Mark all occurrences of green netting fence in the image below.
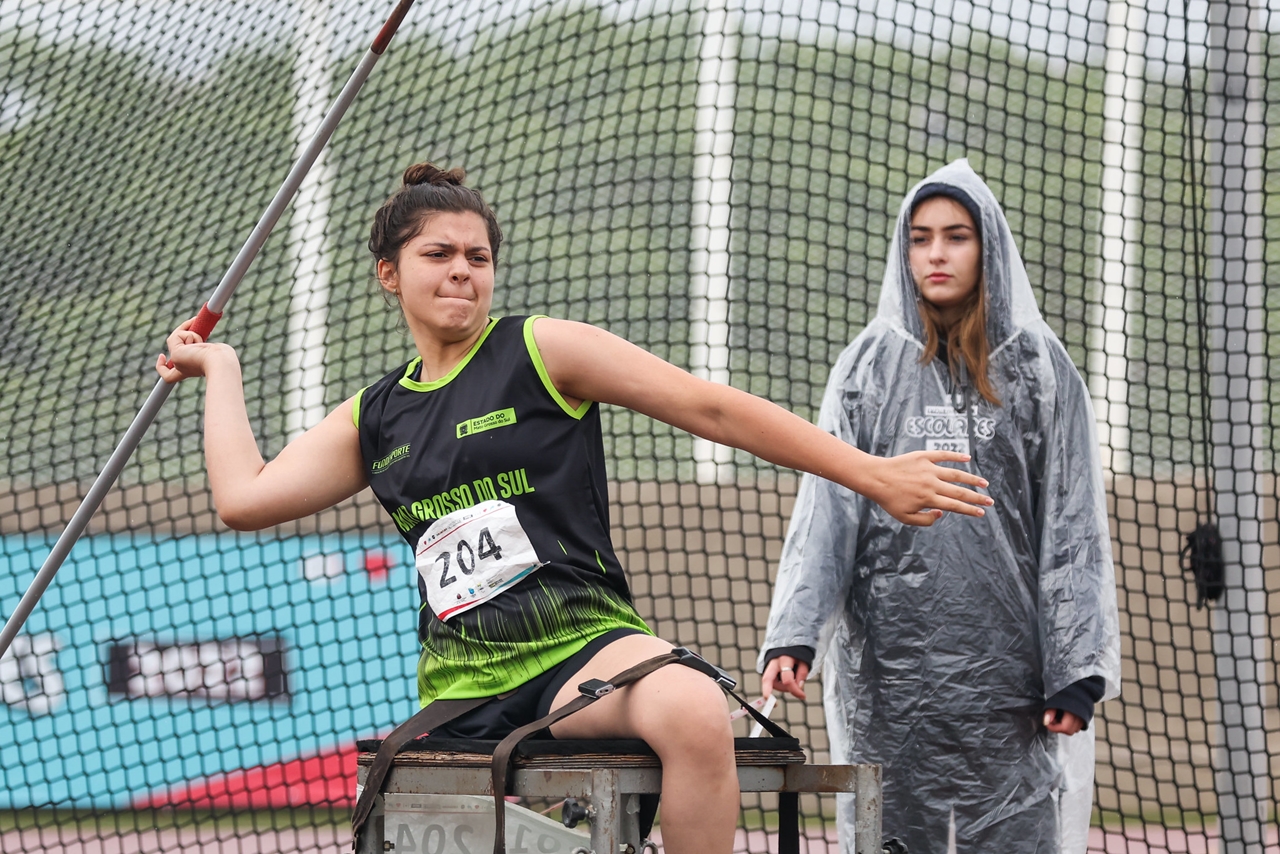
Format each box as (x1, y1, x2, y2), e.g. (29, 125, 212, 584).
(1, 1, 1277, 851)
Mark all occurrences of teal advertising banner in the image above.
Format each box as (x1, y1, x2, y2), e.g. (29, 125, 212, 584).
(0, 533, 419, 808)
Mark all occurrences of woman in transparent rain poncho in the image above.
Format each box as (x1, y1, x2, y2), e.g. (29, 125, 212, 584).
(758, 160, 1120, 854)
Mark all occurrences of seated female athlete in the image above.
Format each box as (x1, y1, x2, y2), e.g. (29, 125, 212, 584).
(157, 161, 992, 854)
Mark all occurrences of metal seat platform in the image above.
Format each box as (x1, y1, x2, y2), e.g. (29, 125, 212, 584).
(354, 736, 881, 853)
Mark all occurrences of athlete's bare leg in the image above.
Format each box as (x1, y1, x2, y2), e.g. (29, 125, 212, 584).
(548, 634, 738, 854)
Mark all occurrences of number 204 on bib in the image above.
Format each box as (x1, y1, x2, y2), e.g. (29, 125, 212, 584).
(415, 500, 544, 621)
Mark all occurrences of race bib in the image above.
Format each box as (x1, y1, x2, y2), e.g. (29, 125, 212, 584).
(415, 500, 543, 621)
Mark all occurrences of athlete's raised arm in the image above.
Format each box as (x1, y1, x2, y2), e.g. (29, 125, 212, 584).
(531, 317, 992, 526)
(156, 319, 368, 530)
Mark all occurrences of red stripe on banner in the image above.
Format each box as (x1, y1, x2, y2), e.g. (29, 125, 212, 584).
(131, 743, 359, 809)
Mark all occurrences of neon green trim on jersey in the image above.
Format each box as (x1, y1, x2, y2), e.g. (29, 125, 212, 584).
(352, 387, 366, 429)
(398, 317, 499, 392)
(595, 550, 607, 575)
(523, 316, 592, 419)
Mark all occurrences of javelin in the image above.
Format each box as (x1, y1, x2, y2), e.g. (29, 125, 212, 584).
(0, 0, 418, 659)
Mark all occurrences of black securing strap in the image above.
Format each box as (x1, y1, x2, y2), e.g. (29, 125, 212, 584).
(489, 651, 681, 854)
(723, 683, 790, 739)
(350, 648, 793, 854)
(487, 648, 793, 854)
(350, 694, 499, 850)
(672, 647, 788, 737)
(673, 645, 737, 688)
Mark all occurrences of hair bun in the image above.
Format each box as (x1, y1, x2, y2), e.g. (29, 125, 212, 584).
(402, 162, 466, 188)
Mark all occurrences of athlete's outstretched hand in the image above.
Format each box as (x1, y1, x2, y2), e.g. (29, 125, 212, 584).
(866, 450, 992, 526)
(156, 318, 236, 384)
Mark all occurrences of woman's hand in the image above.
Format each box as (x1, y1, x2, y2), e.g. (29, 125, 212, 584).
(1043, 708, 1085, 735)
(866, 450, 992, 526)
(761, 655, 810, 701)
(155, 318, 235, 383)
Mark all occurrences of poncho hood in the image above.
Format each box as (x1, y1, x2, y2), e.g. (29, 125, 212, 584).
(878, 159, 1043, 354)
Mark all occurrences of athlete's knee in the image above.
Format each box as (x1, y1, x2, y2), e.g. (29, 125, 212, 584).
(636, 668, 733, 760)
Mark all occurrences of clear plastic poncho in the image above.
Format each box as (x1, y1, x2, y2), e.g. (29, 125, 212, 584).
(759, 160, 1120, 854)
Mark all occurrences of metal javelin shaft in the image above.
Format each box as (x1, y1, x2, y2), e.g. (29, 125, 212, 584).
(0, 0, 418, 660)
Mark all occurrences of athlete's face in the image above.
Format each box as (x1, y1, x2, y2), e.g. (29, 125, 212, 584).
(378, 211, 495, 344)
(908, 196, 981, 327)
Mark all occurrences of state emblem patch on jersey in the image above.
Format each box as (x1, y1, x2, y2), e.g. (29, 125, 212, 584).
(456, 408, 518, 438)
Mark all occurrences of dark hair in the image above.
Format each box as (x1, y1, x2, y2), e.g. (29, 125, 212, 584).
(368, 162, 503, 268)
(909, 186, 1001, 406)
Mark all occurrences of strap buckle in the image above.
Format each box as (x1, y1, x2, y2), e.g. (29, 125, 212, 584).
(578, 678, 615, 699)
(672, 647, 737, 690)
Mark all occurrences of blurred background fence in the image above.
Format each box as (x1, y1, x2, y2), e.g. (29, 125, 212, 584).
(1, 0, 1278, 851)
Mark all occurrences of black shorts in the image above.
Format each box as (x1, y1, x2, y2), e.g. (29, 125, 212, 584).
(426, 627, 648, 741)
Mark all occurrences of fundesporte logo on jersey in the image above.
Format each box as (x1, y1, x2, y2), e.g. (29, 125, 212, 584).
(903, 405, 995, 455)
(371, 443, 411, 475)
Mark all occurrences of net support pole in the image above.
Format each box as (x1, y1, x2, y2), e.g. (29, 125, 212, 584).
(1206, 2, 1270, 850)
(688, 0, 739, 486)
(1087, 0, 1145, 475)
(0, 0, 418, 661)
(286, 0, 337, 440)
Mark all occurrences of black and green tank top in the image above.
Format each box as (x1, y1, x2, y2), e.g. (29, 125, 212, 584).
(353, 315, 651, 705)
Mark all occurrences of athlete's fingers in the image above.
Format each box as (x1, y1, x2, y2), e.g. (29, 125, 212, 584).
(166, 333, 198, 353)
(932, 465, 989, 489)
(899, 509, 942, 527)
(166, 329, 203, 349)
(918, 451, 990, 492)
(926, 496, 987, 518)
(162, 337, 188, 371)
(155, 353, 185, 384)
(920, 449, 972, 465)
(934, 481, 993, 509)
(165, 318, 204, 350)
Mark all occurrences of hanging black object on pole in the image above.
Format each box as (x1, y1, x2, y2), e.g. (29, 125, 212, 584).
(1175, 6, 1222, 617)
(0, 0, 419, 660)
(1180, 522, 1225, 610)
